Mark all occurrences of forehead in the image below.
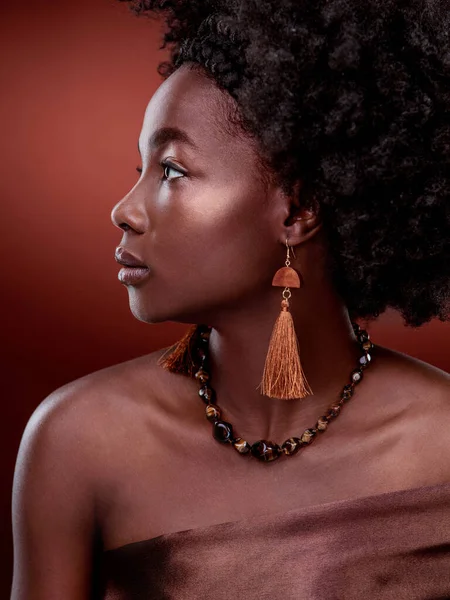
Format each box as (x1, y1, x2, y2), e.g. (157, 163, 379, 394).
(139, 64, 245, 155)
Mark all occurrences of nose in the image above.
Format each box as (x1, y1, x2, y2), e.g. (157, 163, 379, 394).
(111, 187, 148, 234)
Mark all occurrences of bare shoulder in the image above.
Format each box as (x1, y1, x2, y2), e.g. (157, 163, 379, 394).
(12, 348, 192, 598)
(367, 344, 450, 482)
(23, 348, 191, 445)
(371, 344, 449, 402)
(22, 348, 198, 486)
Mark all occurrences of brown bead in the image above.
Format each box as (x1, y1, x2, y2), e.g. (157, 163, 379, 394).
(342, 384, 354, 401)
(300, 429, 317, 444)
(325, 405, 340, 419)
(351, 368, 363, 384)
(205, 405, 221, 421)
(359, 353, 372, 369)
(195, 369, 210, 384)
(251, 440, 282, 462)
(232, 438, 251, 454)
(272, 266, 301, 288)
(316, 417, 329, 431)
(362, 340, 374, 352)
(281, 437, 303, 455)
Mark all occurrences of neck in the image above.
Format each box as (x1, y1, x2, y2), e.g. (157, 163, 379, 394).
(205, 286, 361, 444)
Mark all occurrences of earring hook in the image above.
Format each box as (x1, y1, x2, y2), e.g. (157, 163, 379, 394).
(286, 236, 296, 258)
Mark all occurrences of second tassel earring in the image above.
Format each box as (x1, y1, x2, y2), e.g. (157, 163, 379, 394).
(258, 238, 313, 400)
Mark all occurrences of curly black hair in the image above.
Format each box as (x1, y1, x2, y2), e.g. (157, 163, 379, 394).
(118, 0, 450, 327)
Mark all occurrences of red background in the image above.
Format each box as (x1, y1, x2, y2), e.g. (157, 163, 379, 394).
(1, 1, 448, 595)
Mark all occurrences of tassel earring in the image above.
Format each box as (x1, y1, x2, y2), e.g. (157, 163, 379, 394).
(258, 237, 313, 400)
(157, 323, 208, 377)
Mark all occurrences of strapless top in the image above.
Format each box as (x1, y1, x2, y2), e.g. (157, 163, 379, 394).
(99, 481, 450, 599)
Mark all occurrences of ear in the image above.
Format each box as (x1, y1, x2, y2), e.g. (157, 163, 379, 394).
(274, 180, 323, 247)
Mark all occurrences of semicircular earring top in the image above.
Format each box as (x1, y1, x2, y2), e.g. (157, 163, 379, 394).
(258, 237, 313, 400)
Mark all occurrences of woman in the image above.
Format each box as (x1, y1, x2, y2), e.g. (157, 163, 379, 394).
(11, 0, 450, 598)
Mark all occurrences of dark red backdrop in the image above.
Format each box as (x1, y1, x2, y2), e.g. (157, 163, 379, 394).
(1, 1, 448, 596)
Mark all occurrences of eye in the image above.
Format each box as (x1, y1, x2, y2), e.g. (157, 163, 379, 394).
(135, 161, 186, 181)
(161, 160, 185, 181)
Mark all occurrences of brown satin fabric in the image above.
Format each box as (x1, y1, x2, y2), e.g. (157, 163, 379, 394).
(99, 481, 450, 599)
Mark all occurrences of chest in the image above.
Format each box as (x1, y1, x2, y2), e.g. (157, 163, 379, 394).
(97, 408, 420, 551)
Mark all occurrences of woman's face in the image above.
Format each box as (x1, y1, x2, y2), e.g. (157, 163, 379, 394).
(111, 63, 284, 325)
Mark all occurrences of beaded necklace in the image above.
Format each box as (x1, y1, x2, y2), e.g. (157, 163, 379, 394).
(193, 321, 374, 462)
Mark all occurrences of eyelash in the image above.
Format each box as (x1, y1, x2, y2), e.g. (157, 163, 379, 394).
(135, 160, 185, 181)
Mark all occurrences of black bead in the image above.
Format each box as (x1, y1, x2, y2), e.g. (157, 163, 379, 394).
(199, 386, 216, 404)
(358, 330, 370, 343)
(199, 329, 211, 343)
(250, 440, 281, 462)
(213, 420, 234, 443)
(196, 346, 207, 361)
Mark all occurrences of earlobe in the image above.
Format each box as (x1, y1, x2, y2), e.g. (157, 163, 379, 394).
(272, 179, 322, 246)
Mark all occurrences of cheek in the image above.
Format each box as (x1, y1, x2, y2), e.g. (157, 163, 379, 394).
(154, 183, 275, 299)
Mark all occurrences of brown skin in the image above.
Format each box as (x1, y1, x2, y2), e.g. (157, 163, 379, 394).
(11, 62, 450, 599)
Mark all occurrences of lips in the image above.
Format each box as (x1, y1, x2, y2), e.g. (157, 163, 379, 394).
(114, 247, 148, 268)
(114, 247, 150, 286)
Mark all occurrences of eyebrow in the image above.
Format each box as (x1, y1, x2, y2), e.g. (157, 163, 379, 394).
(138, 126, 198, 155)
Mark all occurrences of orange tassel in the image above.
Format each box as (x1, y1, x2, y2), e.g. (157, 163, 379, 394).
(259, 298, 313, 400)
(157, 324, 201, 377)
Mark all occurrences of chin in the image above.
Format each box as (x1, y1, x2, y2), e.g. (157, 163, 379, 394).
(128, 293, 216, 327)
(128, 299, 168, 324)
(126, 294, 193, 325)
